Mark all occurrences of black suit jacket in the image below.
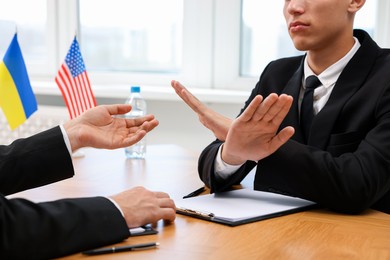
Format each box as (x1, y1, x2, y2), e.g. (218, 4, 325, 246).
(199, 30, 390, 214)
(0, 126, 129, 259)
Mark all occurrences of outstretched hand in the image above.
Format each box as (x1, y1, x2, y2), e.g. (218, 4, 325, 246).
(222, 93, 295, 165)
(64, 104, 159, 152)
(171, 80, 232, 141)
(110, 186, 176, 228)
(171, 80, 294, 164)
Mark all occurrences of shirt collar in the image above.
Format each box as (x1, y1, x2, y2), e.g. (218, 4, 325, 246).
(303, 37, 361, 89)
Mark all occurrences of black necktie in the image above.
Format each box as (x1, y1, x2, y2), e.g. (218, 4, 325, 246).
(300, 75, 321, 142)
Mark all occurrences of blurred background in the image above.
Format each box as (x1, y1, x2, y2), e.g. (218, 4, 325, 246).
(0, 0, 388, 153)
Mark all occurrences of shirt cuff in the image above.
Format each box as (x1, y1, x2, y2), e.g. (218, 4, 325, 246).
(106, 197, 125, 217)
(214, 144, 243, 180)
(59, 124, 72, 155)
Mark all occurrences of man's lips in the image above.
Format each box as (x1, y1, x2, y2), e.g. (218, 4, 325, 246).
(289, 21, 309, 32)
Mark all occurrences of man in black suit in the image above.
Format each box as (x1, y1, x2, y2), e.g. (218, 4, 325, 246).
(0, 104, 176, 259)
(171, 0, 390, 214)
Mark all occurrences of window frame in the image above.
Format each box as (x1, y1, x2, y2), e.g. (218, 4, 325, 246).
(55, 0, 215, 90)
(27, 0, 390, 96)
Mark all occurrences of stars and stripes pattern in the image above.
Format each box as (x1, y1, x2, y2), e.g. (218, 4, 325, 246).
(55, 37, 96, 119)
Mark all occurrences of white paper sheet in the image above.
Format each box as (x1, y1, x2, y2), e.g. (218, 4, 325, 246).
(176, 189, 316, 223)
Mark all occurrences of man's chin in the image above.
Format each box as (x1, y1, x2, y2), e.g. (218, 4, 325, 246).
(291, 41, 310, 52)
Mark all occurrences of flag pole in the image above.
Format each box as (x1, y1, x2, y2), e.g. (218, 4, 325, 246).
(14, 27, 20, 140)
(55, 31, 96, 158)
(71, 28, 85, 158)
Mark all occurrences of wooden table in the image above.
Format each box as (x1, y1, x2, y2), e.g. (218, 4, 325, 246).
(11, 145, 390, 259)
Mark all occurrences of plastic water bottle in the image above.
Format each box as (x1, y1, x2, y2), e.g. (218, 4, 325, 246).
(124, 86, 147, 159)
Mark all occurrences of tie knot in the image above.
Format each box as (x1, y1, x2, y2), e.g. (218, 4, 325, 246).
(305, 75, 321, 91)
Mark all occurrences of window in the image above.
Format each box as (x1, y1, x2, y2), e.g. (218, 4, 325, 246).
(79, 0, 213, 88)
(353, 0, 378, 35)
(0, 0, 52, 74)
(240, 1, 300, 78)
(0, 0, 386, 96)
(79, 0, 183, 74)
(240, 0, 378, 78)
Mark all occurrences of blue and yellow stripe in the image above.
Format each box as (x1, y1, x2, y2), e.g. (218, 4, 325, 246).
(0, 34, 37, 130)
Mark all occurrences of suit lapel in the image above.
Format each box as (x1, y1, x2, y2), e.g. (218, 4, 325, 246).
(309, 30, 380, 149)
(280, 59, 305, 143)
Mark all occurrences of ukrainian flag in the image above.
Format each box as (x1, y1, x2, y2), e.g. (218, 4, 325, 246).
(0, 34, 37, 130)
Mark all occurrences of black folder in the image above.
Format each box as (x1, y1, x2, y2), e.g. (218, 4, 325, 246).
(176, 189, 316, 226)
(129, 224, 158, 236)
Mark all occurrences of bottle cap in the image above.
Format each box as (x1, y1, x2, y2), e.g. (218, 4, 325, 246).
(131, 86, 141, 93)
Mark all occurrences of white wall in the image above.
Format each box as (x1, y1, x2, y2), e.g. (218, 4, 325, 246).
(146, 99, 241, 153)
(0, 96, 243, 155)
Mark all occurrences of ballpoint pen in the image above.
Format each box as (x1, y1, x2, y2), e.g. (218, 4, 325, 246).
(82, 242, 159, 255)
(176, 207, 215, 218)
(183, 186, 206, 199)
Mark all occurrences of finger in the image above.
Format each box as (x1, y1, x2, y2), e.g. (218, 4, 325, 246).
(125, 121, 158, 144)
(172, 80, 206, 114)
(238, 95, 263, 122)
(269, 95, 293, 126)
(171, 80, 184, 93)
(125, 114, 156, 128)
(259, 94, 291, 122)
(105, 104, 132, 116)
(158, 198, 176, 210)
(124, 130, 146, 146)
(269, 126, 295, 151)
(171, 80, 189, 99)
(160, 208, 176, 222)
(139, 119, 159, 133)
(154, 191, 171, 199)
(252, 93, 279, 121)
(181, 89, 206, 114)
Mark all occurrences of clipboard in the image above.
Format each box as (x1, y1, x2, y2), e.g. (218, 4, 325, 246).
(176, 188, 317, 226)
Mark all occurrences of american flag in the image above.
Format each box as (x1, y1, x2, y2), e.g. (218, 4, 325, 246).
(55, 37, 96, 119)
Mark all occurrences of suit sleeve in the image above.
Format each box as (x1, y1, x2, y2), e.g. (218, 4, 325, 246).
(0, 196, 129, 259)
(0, 127, 130, 259)
(198, 140, 257, 193)
(0, 126, 74, 195)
